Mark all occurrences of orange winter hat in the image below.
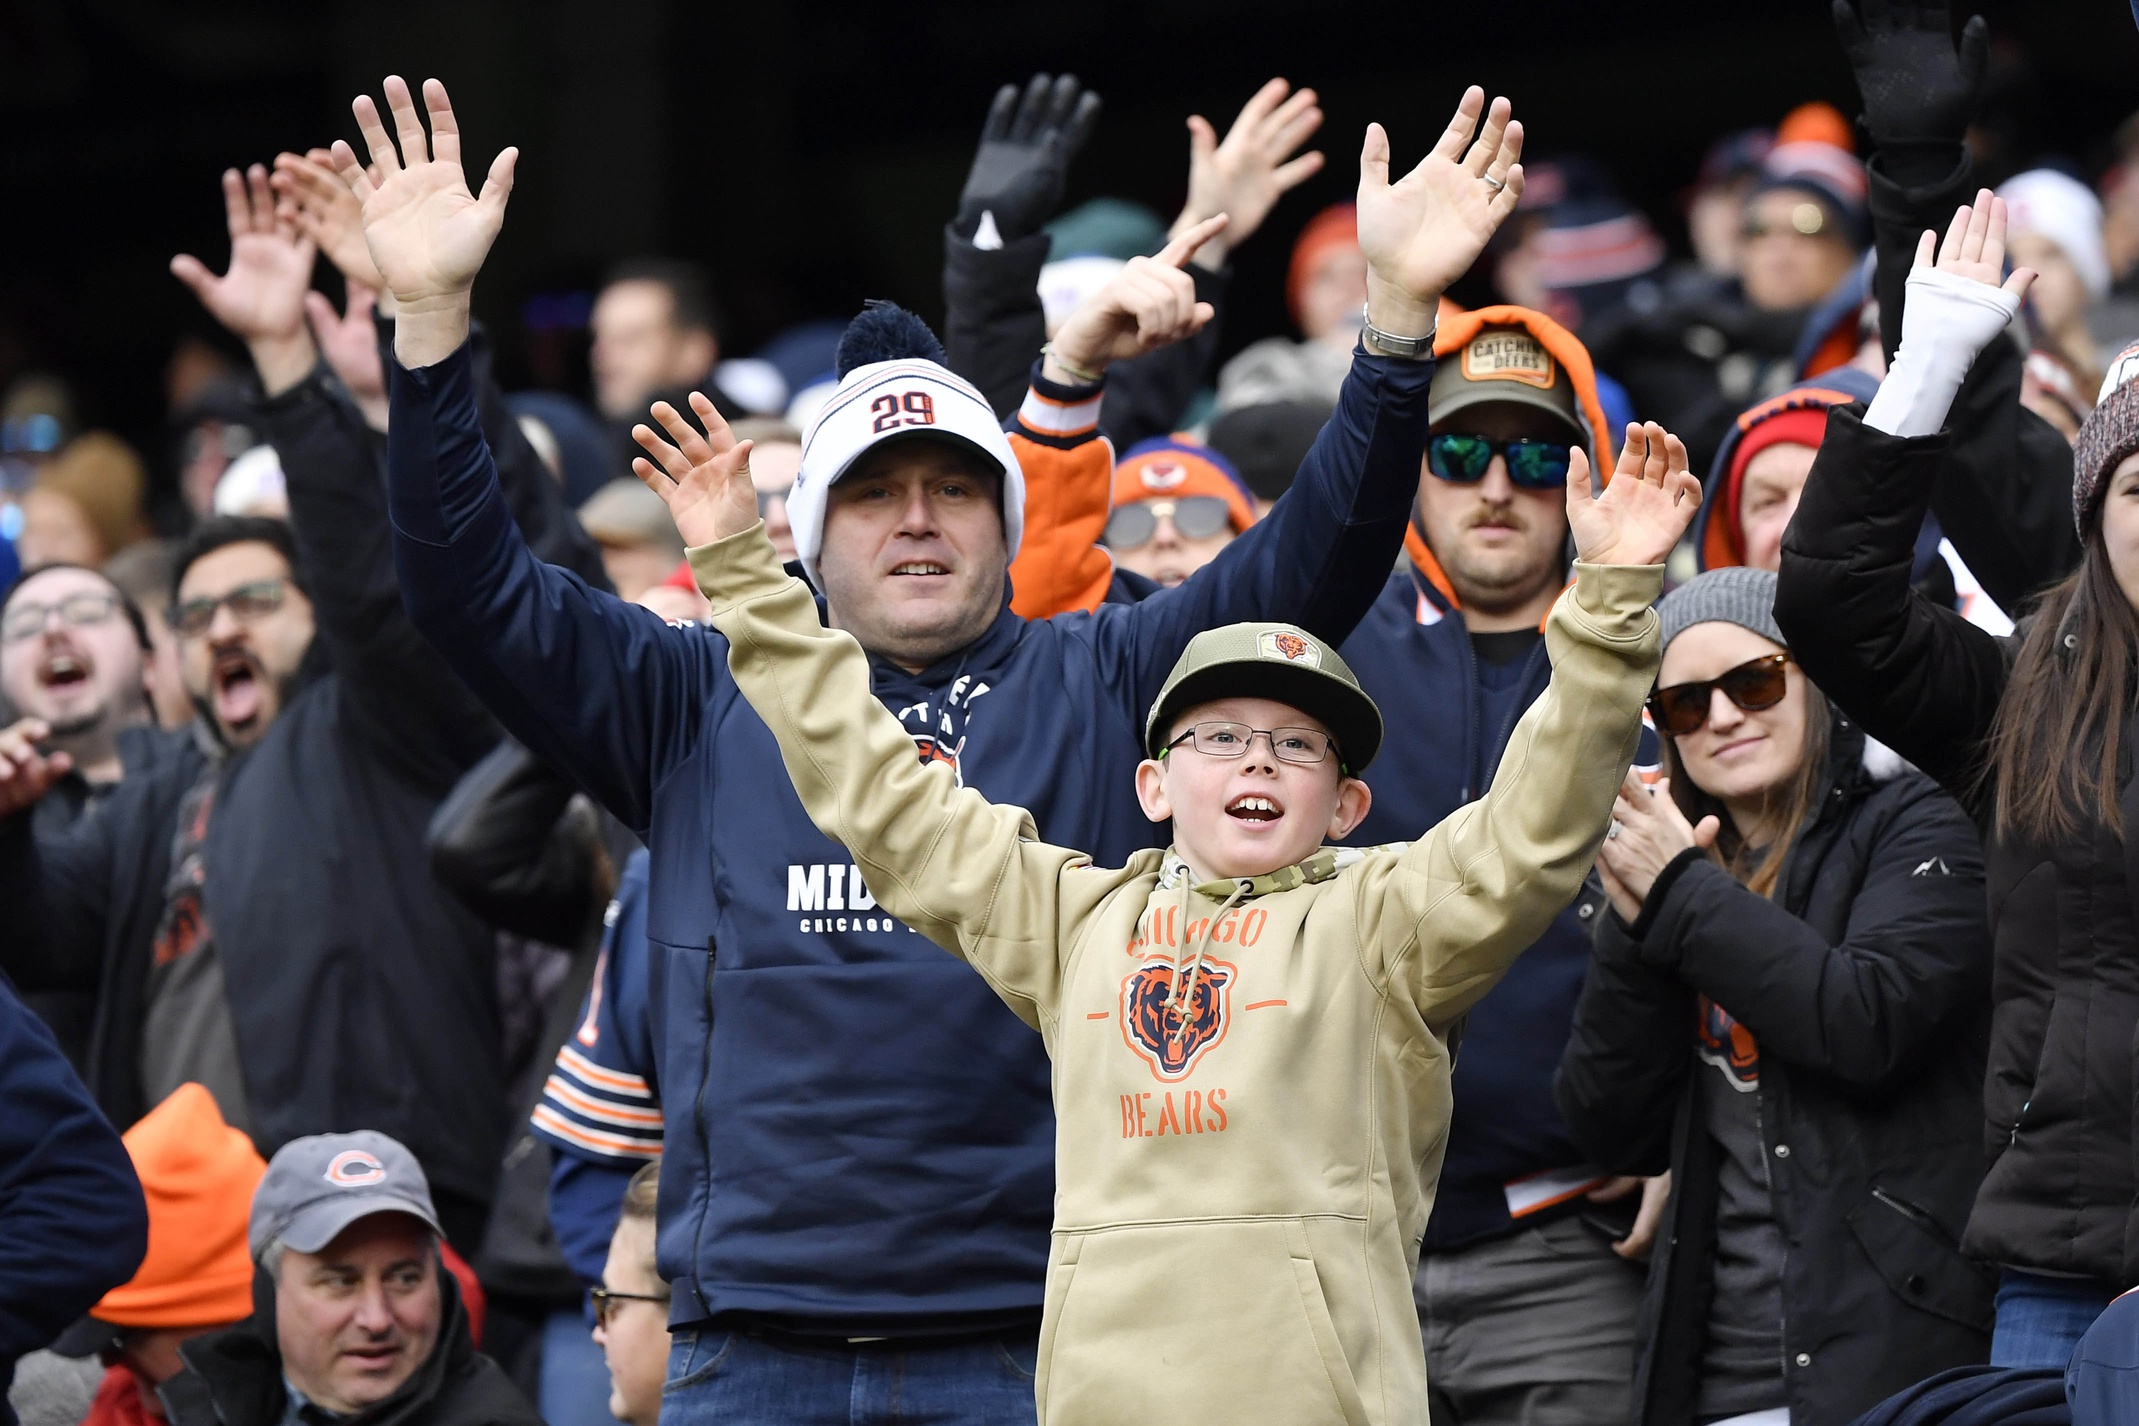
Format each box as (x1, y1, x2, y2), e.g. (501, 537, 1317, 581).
(1111, 439, 1257, 533)
(93, 1084, 266, 1328)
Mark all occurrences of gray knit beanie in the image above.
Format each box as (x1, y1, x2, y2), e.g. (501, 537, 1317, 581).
(2072, 341, 2139, 537)
(1656, 566, 1784, 654)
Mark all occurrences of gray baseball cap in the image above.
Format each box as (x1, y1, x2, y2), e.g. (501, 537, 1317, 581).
(248, 1131, 442, 1262)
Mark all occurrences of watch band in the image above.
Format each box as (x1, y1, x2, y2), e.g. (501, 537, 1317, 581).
(1360, 304, 1436, 360)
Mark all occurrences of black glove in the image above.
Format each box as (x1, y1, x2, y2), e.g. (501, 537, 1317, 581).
(1834, 0, 1988, 147)
(956, 73, 1103, 243)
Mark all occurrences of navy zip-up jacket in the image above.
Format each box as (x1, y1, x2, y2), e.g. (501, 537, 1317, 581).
(386, 341, 1431, 1335)
(1340, 561, 1657, 1251)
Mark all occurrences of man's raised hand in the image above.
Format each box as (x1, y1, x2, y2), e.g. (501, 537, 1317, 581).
(274, 148, 387, 297)
(331, 76, 516, 366)
(959, 74, 1102, 242)
(306, 283, 389, 430)
(1566, 422, 1702, 568)
(631, 394, 758, 551)
(170, 164, 317, 395)
(1169, 78, 1324, 268)
(0, 719, 69, 822)
(1356, 87, 1524, 339)
(1042, 215, 1228, 384)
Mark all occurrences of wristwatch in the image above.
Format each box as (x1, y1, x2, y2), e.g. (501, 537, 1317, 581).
(1360, 304, 1436, 359)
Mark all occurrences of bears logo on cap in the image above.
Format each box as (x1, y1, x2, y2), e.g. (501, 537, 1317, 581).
(1138, 461, 1189, 493)
(324, 1150, 387, 1187)
(1260, 630, 1320, 666)
(1121, 959, 1235, 1081)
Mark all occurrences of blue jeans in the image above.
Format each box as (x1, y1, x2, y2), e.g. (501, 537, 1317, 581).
(1990, 1269, 2119, 1368)
(658, 1325, 1039, 1426)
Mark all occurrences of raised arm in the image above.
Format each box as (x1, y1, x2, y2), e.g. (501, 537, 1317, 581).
(1101, 90, 1525, 709)
(635, 399, 1121, 1027)
(1359, 425, 1694, 1021)
(1776, 196, 2026, 802)
(336, 77, 716, 829)
(1837, 0, 2080, 601)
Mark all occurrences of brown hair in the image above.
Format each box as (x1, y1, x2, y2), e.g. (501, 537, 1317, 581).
(1661, 671, 1832, 899)
(618, 1161, 660, 1276)
(1983, 530, 2139, 843)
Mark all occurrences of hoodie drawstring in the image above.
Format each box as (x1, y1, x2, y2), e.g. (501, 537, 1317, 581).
(1164, 877, 1250, 1045)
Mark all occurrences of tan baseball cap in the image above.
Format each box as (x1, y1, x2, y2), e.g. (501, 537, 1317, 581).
(1144, 621, 1383, 773)
(1428, 326, 1587, 446)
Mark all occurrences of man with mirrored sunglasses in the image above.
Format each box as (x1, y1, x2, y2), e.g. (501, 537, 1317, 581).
(1334, 309, 1670, 1426)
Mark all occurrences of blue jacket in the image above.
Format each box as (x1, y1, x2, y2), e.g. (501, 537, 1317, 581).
(1339, 564, 1657, 1250)
(386, 342, 1432, 1335)
(0, 975, 146, 1414)
(535, 848, 660, 1285)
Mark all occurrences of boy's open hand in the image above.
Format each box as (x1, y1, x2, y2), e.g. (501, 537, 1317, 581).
(1567, 422, 1702, 568)
(1356, 87, 1524, 338)
(631, 393, 758, 549)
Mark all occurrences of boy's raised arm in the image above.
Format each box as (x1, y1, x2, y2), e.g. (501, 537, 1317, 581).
(635, 398, 1117, 1029)
(1359, 424, 1694, 1024)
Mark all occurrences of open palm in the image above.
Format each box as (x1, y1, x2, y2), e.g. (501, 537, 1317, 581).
(1567, 422, 1703, 568)
(1356, 87, 1524, 310)
(331, 76, 516, 307)
(631, 393, 759, 550)
(170, 165, 315, 344)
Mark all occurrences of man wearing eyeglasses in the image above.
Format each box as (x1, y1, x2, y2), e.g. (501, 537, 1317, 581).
(0, 567, 160, 825)
(1335, 309, 1664, 1426)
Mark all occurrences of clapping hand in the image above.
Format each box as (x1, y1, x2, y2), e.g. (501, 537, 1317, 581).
(1596, 770, 1720, 922)
(1355, 87, 1525, 339)
(1042, 215, 1228, 383)
(1565, 422, 1703, 569)
(1169, 78, 1325, 269)
(331, 76, 516, 366)
(630, 394, 758, 551)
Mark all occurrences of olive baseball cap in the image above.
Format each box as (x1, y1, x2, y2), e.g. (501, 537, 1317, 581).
(248, 1130, 442, 1262)
(1429, 325, 1587, 446)
(1144, 622, 1384, 773)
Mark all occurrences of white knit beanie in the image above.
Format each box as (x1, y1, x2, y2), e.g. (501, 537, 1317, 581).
(1998, 169, 2111, 302)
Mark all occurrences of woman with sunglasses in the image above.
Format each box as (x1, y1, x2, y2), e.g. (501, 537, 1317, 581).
(1556, 566, 1994, 1426)
(1101, 437, 1258, 589)
(1776, 195, 2139, 1372)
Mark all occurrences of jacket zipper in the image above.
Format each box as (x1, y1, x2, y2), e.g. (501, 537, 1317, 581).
(689, 938, 718, 1277)
(1871, 1187, 1960, 1247)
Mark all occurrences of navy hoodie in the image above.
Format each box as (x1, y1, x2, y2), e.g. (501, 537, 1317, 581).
(386, 342, 1432, 1335)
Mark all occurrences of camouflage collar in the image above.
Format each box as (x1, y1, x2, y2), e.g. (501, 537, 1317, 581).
(1157, 845, 1367, 900)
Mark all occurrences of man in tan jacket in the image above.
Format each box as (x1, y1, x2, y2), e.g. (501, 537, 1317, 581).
(630, 360, 1698, 1422)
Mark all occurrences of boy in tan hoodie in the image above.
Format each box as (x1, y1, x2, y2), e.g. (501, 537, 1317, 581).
(630, 355, 1698, 1424)
(618, 85, 1703, 1415)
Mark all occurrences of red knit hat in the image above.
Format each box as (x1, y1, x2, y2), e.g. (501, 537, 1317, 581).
(1287, 204, 1358, 330)
(1720, 406, 1832, 564)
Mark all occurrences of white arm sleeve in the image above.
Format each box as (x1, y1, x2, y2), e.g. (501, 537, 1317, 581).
(1862, 264, 2022, 439)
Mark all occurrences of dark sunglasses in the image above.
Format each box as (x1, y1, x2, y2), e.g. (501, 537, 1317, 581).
(172, 580, 286, 638)
(1741, 201, 1830, 240)
(1103, 496, 1232, 551)
(1648, 653, 1792, 736)
(1426, 434, 1575, 491)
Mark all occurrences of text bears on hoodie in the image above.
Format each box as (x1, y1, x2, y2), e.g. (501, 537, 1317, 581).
(687, 512, 1663, 1426)
(385, 341, 1434, 1335)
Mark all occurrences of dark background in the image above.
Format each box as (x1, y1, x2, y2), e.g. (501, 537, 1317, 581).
(4, 0, 2134, 504)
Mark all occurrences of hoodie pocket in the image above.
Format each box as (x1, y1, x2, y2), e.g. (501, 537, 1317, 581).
(1038, 1220, 1369, 1426)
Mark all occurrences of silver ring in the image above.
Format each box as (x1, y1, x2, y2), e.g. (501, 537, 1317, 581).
(1481, 174, 1506, 192)
(1607, 822, 1622, 840)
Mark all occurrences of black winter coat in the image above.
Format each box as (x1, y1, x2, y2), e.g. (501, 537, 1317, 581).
(0, 351, 608, 1245)
(1778, 406, 2139, 1289)
(1556, 723, 1994, 1426)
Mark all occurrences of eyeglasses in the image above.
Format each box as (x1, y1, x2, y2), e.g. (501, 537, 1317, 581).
(1163, 721, 1338, 765)
(1648, 653, 1792, 735)
(1425, 434, 1575, 491)
(1104, 496, 1233, 551)
(1, 591, 120, 644)
(756, 484, 792, 518)
(172, 580, 286, 638)
(1741, 202, 1830, 240)
(590, 1286, 670, 1327)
